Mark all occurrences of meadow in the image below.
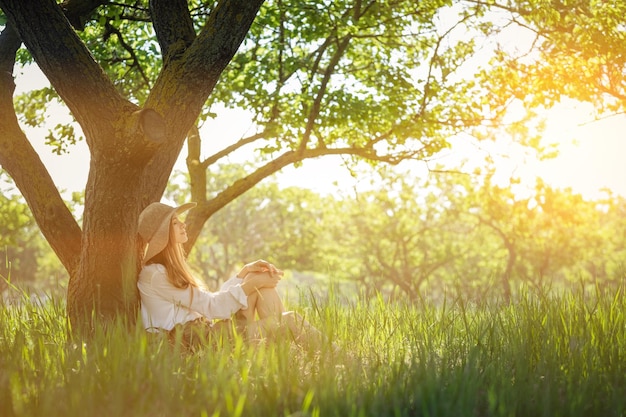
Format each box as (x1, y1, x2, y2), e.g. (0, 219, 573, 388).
(1, 284, 625, 417)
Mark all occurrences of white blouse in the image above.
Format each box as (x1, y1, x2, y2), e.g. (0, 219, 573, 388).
(137, 263, 248, 332)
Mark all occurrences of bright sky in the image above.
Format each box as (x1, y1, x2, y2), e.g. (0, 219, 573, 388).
(10, 62, 626, 202)
(518, 107, 626, 199)
(436, 101, 626, 200)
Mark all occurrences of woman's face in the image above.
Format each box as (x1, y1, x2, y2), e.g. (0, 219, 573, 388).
(171, 216, 188, 244)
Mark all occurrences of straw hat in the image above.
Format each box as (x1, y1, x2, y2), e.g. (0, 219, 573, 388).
(138, 202, 197, 262)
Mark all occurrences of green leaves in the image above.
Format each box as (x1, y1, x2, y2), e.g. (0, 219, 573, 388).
(80, 8, 159, 103)
(14, 87, 82, 155)
(206, 0, 502, 161)
(45, 123, 81, 156)
(481, 0, 626, 115)
(14, 87, 57, 127)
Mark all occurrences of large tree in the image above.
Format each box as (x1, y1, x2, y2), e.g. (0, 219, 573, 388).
(0, 0, 264, 327)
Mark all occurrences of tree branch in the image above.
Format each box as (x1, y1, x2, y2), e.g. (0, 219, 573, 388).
(146, 0, 264, 116)
(60, 0, 107, 30)
(149, 0, 196, 63)
(0, 22, 81, 275)
(299, 35, 351, 153)
(200, 132, 266, 169)
(182, 141, 432, 250)
(0, 22, 20, 76)
(103, 20, 151, 87)
(0, 0, 130, 140)
(141, 0, 265, 205)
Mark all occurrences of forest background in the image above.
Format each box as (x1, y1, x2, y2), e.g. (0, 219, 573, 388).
(1, 0, 625, 308)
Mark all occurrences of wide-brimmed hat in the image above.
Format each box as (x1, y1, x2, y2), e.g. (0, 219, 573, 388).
(138, 201, 197, 262)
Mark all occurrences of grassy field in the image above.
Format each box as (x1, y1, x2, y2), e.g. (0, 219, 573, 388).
(1, 285, 625, 417)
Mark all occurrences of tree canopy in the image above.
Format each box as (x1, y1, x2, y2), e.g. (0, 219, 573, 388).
(478, 0, 626, 114)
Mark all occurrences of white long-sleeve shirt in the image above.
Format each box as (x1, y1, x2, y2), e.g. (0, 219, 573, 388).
(137, 263, 248, 332)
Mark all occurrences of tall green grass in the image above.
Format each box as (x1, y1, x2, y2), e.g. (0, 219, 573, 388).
(1, 285, 625, 417)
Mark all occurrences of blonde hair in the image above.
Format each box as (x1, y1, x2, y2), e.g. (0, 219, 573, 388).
(147, 217, 205, 293)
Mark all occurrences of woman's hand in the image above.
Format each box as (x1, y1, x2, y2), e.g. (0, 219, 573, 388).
(238, 260, 283, 295)
(236, 259, 283, 279)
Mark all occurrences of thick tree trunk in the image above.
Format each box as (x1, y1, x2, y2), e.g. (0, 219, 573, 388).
(66, 157, 146, 326)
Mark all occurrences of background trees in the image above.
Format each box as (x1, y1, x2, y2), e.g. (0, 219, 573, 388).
(155, 158, 626, 305)
(0, 171, 65, 293)
(4, 155, 625, 304)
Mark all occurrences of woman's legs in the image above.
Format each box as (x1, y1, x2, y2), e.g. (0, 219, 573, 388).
(246, 288, 328, 349)
(238, 271, 284, 323)
(239, 287, 284, 340)
(237, 286, 284, 321)
(253, 287, 285, 319)
(237, 272, 331, 349)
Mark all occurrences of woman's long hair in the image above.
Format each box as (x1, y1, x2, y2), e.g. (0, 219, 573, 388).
(146, 218, 205, 293)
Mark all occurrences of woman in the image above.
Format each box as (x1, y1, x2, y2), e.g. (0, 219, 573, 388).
(137, 201, 322, 350)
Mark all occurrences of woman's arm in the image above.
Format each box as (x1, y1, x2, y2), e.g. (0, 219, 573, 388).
(144, 265, 249, 320)
(189, 285, 249, 320)
(236, 259, 283, 279)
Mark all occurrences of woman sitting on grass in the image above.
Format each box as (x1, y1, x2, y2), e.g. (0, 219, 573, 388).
(137, 201, 324, 351)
